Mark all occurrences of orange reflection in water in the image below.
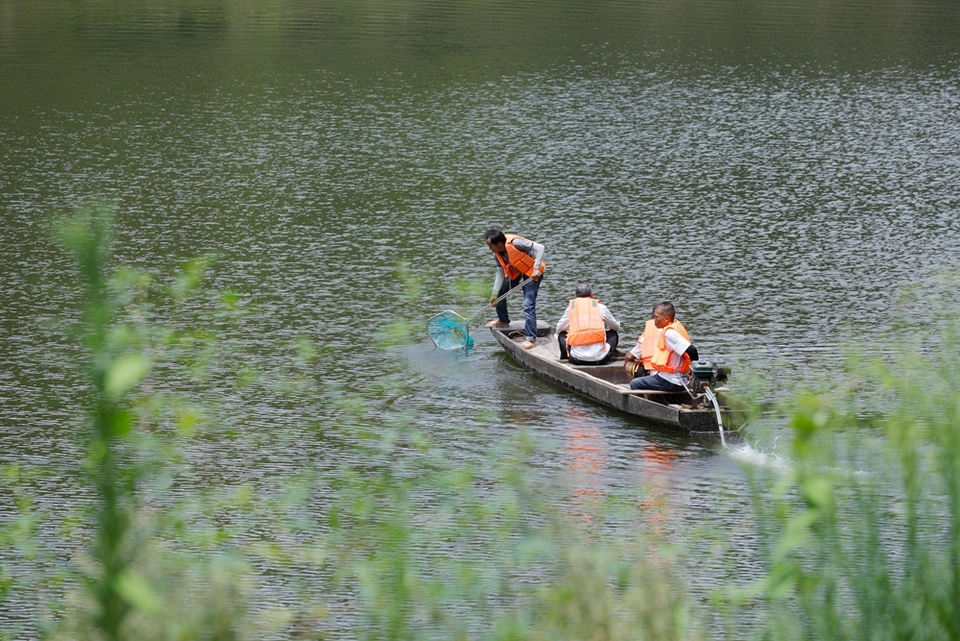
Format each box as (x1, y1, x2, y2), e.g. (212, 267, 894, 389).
(562, 407, 681, 541)
(637, 442, 678, 540)
(563, 407, 607, 526)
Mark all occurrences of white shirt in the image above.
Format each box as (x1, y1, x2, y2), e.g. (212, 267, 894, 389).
(627, 326, 691, 385)
(556, 300, 620, 362)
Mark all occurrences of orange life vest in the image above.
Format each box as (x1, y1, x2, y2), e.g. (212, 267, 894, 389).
(495, 234, 545, 280)
(638, 319, 658, 370)
(649, 320, 691, 374)
(566, 297, 606, 346)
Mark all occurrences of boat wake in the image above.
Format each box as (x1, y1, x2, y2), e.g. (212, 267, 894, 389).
(727, 441, 791, 473)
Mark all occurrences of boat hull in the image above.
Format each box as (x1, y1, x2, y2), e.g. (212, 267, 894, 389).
(490, 325, 739, 434)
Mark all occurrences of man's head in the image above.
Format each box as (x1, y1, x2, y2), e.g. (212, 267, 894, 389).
(652, 301, 676, 328)
(483, 229, 507, 253)
(575, 284, 593, 298)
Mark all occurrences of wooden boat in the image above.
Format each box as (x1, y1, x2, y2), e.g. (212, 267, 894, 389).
(489, 323, 741, 435)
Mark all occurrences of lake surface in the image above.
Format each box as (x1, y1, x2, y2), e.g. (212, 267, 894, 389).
(2, 0, 960, 636)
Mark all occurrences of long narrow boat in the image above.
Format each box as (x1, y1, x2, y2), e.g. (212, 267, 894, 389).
(489, 323, 741, 435)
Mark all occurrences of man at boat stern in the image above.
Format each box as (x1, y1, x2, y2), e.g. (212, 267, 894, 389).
(483, 229, 545, 350)
(556, 284, 620, 365)
(624, 301, 699, 392)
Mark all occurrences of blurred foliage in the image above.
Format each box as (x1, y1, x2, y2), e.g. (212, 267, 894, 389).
(0, 205, 701, 639)
(729, 281, 960, 641)
(6, 203, 960, 640)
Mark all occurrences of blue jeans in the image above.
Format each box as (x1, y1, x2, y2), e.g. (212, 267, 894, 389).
(495, 276, 541, 340)
(629, 373, 686, 392)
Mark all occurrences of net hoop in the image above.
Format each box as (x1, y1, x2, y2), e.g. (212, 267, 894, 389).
(427, 310, 473, 350)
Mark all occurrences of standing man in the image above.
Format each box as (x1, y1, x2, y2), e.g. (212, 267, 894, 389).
(483, 229, 545, 350)
(556, 284, 620, 365)
(625, 301, 699, 392)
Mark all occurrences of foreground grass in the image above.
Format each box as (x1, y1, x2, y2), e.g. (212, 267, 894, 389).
(2, 206, 960, 640)
(0, 205, 698, 640)
(734, 282, 960, 640)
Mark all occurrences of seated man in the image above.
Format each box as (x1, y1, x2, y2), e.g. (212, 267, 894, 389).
(625, 301, 699, 392)
(623, 306, 657, 378)
(556, 284, 620, 365)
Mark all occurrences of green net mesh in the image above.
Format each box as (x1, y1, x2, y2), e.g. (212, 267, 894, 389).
(427, 311, 475, 350)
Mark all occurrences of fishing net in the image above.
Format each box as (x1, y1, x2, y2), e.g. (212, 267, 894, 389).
(427, 310, 475, 350)
(427, 278, 529, 350)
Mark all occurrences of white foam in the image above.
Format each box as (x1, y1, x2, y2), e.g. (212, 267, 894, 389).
(727, 441, 791, 473)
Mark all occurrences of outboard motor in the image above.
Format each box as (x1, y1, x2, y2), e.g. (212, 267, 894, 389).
(690, 360, 730, 387)
(687, 360, 730, 445)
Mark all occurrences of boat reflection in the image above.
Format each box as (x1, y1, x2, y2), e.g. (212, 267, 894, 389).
(637, 441, 679, 540)
(562, 406, 682, 539)
(562, 407, 607, 527)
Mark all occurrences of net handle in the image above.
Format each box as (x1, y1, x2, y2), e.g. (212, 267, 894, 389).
(462, 276, 533, 325)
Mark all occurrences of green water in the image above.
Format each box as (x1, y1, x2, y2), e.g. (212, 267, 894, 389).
(2, 0, 960, 636)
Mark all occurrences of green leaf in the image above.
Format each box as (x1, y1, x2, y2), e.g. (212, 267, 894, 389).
(763, 561, 800, 600)
(774, 510, 819, 559)
(802, 476, 833, 509)
(104, 354, 150, 399)
(114, 570, 162, 615)
(176, 408, 201, 436)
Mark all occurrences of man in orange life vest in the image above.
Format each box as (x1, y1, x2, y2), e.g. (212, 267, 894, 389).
(622, 305, 657, 377)
(482, 228, 545, 350)
(624, 301, 699, 392)
(556, 284, 621, 365)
